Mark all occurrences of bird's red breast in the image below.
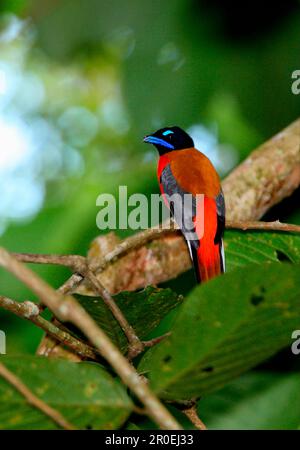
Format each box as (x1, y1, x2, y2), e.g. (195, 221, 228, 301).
(157, 154, 170, 181)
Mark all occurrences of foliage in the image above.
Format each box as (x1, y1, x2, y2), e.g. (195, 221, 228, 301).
(200, 371, 300, 430)
(0, 356, 132, 429)
(0, 0, 300, 431)
(75, 286, 183, 352)
(225, 230, 300, 270)
(138, 262, 300, 400)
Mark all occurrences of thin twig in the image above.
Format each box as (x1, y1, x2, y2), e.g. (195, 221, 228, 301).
(85, 269, 144, 359)
(35, 118, 300, 358)
(0, 362, 76, 430)
(143, 332, 171, 348)
(0, 296, 99, 361)
(12, 253, 86, 272)
(58, 273, 84, 295)
(182, 404, 207, 431)
(0, 247, 182, 430)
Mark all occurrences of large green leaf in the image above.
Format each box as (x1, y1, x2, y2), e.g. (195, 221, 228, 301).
(0, 356, 132, 430)
(75, 286, 183, 352)
(138, 263, 300, 401)
(199, 371, 300, 430)
(225, 230, 300, 271)
(125, 405, 196, 430)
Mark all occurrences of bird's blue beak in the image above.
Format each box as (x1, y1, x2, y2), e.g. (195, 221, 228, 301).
(143, 135, 174, 149)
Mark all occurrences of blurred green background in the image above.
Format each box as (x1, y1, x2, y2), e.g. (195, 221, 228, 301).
(0, 0, 299, 365)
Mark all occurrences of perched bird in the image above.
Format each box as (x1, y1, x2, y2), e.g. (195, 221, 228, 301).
(144, 126, 225, 283)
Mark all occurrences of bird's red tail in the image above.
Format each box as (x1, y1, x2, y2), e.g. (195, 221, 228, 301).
(191, 197, 224, 283)
(197, 240, 223, 282)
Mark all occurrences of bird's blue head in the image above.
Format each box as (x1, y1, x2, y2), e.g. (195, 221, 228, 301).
(143, 126, 194, 155)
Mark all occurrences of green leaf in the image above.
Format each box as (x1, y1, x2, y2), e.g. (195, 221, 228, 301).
(199, 371, 300, 430)
(75, 286, 183, 352)
(0, 356, 132, 430)
(138, 263, 300, 401)
(225, 230, 300, 271)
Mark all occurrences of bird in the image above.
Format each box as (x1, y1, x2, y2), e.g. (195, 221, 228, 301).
(143, 126, 225, 283)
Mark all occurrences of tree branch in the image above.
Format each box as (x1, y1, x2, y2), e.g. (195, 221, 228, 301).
(0, 247, 182, 430)
(223, 118, 300, 221)
(0, 362, 76, 430)
(0, 296, 99, 361)
(89, 224, 176, 274)
(12, 253, 86, 272)
(88, 218, 300, 275)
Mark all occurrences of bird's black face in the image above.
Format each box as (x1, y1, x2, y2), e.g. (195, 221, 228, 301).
(143, 126, 194, 155)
